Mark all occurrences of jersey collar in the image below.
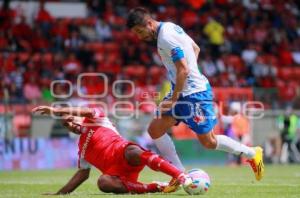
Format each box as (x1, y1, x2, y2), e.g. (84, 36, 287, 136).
(156, 22, 164, 37)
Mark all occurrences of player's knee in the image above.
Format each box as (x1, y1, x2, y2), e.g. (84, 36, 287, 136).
(199, 136, 217, 149)
(125, 145, 142, 166)
(148, 123, 163, 139)
(202, 140, 217, 149)
(98, 175, 115, 193)
(147, 123, 156, 137)
(98, 175, 127, 194)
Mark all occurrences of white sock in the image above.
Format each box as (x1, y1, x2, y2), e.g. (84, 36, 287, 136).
(153, 133, 185, 171)
(216, 135, 255, 159)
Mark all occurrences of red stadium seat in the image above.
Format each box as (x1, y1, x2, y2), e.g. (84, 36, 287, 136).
(94, 52, 104, 63)
(113, 16, 126, 26)
(32, 53, 41, 62)
(277, 68, 293, 80)
(85, 42, 104, 52)
(149, 66, 165, 85)
(42, 53, 53, 65)
(223, 55, 244, 72)
(85, 17, 97, 26)
(104, 43, 120, 53)
(293, 68, 300, 81)
(112, 30, 125, 42)
(73, 18, 85, 25)
(60, 18, 72, 26)
(124, 65, 146, 78)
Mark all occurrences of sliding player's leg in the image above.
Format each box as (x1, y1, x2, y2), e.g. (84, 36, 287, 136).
(124, 144, 192, 193)
(97, 174, 165, 194)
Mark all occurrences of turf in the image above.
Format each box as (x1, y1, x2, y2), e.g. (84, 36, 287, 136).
(0, 165, 300, 198)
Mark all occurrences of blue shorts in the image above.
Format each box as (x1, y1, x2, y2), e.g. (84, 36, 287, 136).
(160, 86, 217, 134)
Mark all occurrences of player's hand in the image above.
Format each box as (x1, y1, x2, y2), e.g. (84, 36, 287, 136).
(159, 100, 176, 113)
(32, 106, 54, 115)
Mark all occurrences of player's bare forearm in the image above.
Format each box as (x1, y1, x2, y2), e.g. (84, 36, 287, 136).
(171, 59, 189, 102)
(55, 169, 90, 195)
(32, 106, 94, 118)
(53, 107, 94, 118)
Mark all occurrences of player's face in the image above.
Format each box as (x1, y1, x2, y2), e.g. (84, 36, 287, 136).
(131, 24, 155, 42)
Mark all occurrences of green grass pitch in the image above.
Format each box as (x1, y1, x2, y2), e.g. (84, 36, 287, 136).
(0, 165, 300, 198)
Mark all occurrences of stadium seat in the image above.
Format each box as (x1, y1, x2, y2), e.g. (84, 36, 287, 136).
(18, 52, 30, 63)
(32, 53, 42, 62)
(149, 66, 165, 85)
(85, 42, 104, 52)
(42, 53, 53, 65)
(85, 17, 97, 26)
(277, 68, 293, 80)
(94, 52, 104, 63)
(104, 42, 120, 53)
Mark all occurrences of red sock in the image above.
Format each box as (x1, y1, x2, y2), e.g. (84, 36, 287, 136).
(121, 179, 159, 194)
(140, 151, 182, 178)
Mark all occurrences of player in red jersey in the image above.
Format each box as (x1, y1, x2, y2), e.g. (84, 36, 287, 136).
(32, 106, 192, 195)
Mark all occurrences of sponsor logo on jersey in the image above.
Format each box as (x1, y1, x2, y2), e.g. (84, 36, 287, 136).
(193, 103, 206, 124)
(174, 25, 183, 34)
(80, 129, 95, 158)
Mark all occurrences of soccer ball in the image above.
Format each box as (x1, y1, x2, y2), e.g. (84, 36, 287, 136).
(183, 169, 211, 195)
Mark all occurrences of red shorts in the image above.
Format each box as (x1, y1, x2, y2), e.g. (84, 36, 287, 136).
(102, 142, 146, 182)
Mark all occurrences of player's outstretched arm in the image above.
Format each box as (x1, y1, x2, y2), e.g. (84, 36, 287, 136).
(160, 58, 189, 112)
(43, 168, 90, 195)
(32, 106, 94, 118)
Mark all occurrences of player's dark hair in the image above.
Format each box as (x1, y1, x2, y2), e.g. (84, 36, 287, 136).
(127, 7, 151, 29)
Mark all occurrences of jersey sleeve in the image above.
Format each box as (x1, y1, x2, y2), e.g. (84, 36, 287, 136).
(161, 33, 185, 63)
(78, 158, 91, 170)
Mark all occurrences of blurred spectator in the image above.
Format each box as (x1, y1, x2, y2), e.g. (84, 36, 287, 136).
(41, 78, 53, 103)
(12, 107, 31, 137)
(95, 19, 112, 42)
(277, 80, 297, 109)
(63, 53, 82, 76)
(0, 0, 15, 31)
(35, 1, 53, 36)
(9, 65, 24, 103)
(241, 44, 257, 65)
(277, 107, 300, 163)
(203, 18, 225, 59)
(51, 19, 69, 51)
(11, 16, 32, 40)
(64, 30, 84, 52)
(222, 102, 251, 165)
(31, 28, 50, 52)
(201, 53, 225, 77)
(23, 77, 41, 104)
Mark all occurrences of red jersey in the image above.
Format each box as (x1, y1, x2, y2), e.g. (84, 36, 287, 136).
(77, 108, 127, 172)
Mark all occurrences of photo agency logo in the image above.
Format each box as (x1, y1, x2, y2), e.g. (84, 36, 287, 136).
(49, 73, 265, 122)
